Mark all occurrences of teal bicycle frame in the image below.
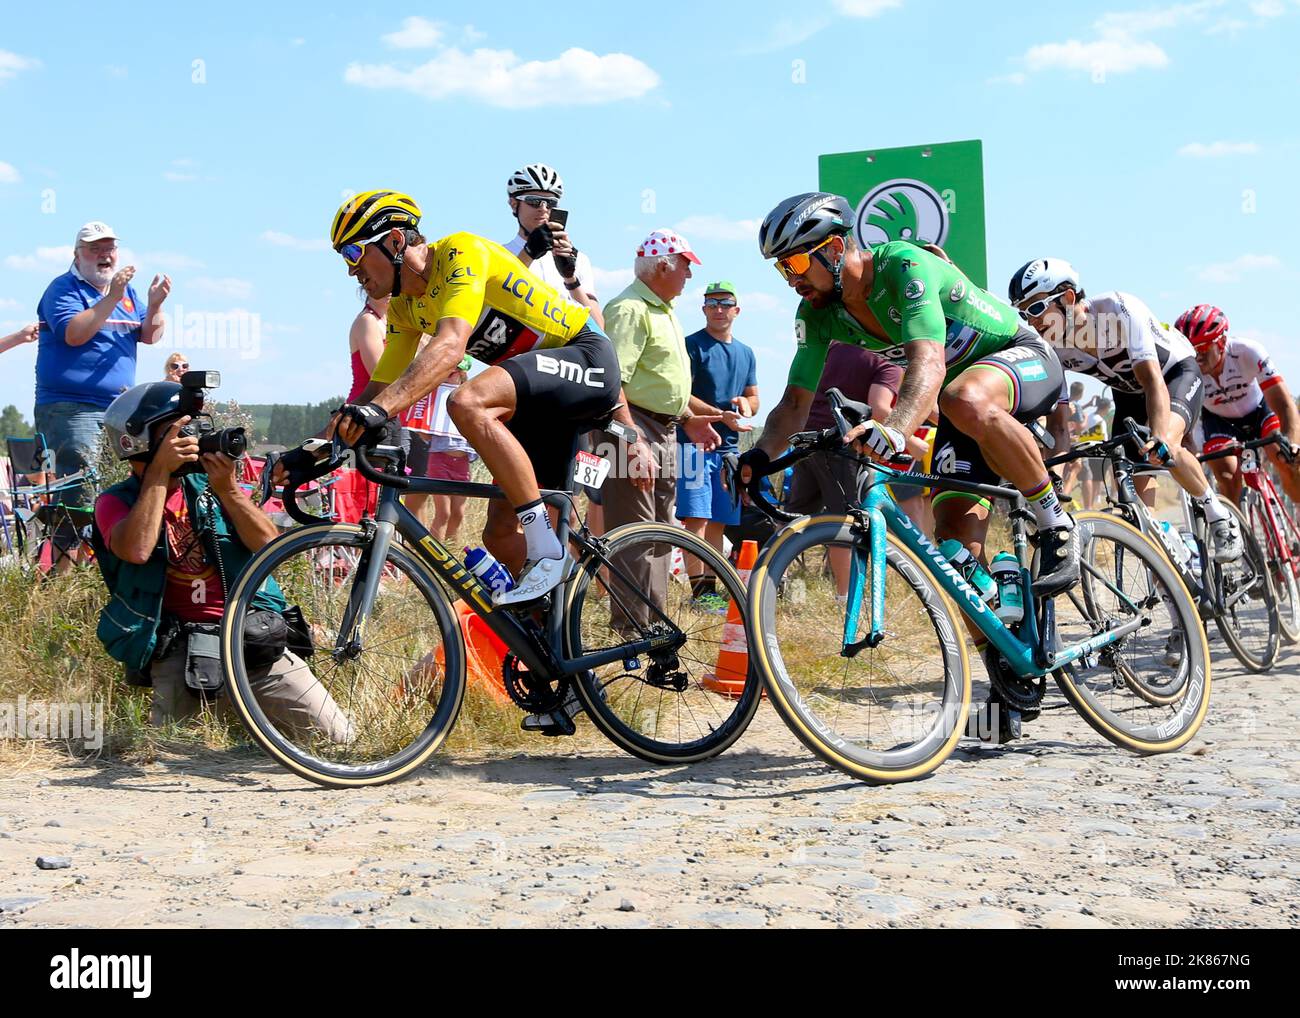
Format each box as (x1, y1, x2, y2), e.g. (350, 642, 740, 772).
(841, 463, 1147, 679)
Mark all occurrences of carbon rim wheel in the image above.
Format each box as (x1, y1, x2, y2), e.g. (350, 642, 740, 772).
(564, 522, 761, 763)
(1055, 513, 1211, 754)
(222, 524, 466, 788)
(748, 514, 969, 784)
(1209, 500, 1279, 673)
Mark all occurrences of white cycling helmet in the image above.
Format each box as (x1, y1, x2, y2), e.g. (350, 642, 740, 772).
(507, 163, 564, 199)
(1008, 258, 1084, 305)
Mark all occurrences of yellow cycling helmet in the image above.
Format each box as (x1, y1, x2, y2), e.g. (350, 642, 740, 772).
(330, 190, 422, 250)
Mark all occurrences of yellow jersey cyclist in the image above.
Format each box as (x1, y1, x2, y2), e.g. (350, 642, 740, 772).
(1008, 260, 1241, 562)
(737, 192, 1081, 596)
(316, 190, 653, 606)
(1176, 303, 1300, 505)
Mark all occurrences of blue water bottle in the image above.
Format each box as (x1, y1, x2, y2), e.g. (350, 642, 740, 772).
(464, 546, 515, 597)
(938, 539, 997, 603)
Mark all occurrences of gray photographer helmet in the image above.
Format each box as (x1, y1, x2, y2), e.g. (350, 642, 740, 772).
(103, 381, 184, 461)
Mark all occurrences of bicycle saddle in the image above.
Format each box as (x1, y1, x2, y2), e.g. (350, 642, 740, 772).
(826, 387, 871, 427)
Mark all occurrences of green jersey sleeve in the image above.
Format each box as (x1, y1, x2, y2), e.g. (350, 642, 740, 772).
(787, 303, 832, 392)
(886, 251, 948, 345)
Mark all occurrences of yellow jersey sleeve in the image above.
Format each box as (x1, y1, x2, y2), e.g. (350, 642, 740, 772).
(434, 233, 493, 327)
(369, 301, 422, 386)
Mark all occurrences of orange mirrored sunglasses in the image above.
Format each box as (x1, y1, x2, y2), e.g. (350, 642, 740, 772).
(774, 236, 837, 281)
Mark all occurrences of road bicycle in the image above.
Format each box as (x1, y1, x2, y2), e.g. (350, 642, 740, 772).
(730, 390, 1210, 784)
(1045, 420, 1279, 673)
(1204, 432, 1300, 644)
(221, 435, 760, 788)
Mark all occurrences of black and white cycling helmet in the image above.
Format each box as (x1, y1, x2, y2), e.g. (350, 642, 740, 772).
(1008, 258, 1084, 305)
(758, 192, 853, 260)
(507, 163, 564, 199)
(103, 381, 183, 461)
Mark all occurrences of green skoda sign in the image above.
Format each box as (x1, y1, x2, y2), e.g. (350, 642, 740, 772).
(819, 139, 988, 288)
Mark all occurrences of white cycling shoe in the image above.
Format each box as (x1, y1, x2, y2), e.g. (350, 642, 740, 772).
(494, 553, 572, 607)
(1208, 516, 1242, 563)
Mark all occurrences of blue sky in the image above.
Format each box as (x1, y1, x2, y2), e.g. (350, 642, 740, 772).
(2, 0, 1297, 420)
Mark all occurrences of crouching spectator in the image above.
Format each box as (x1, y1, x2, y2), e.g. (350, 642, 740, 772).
(91, 381, 354, 738)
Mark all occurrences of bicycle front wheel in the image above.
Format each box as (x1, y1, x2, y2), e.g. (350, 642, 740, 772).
(222, 523, 466, 788)
(1056, 512, 1211, 754)
(1242, 489, 1300, 644)
(564, 522, 760, 763)
(748, 514, 970, 784)
(1209, 500, 1279, 672)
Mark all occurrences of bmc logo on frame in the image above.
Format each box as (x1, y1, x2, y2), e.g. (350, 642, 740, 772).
(536, 355, 607, 389)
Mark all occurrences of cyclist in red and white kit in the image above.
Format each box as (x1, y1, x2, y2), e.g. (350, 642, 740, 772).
(1176, 304, 1300, 504)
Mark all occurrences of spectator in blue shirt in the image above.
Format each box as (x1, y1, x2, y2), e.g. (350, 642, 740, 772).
(676, 281, 758, 611)
(35, 221, 171, 513)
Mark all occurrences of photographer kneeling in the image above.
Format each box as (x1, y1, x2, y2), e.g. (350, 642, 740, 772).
(92, 377, 354, 740)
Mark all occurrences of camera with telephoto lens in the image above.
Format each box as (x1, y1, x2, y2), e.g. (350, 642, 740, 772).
(173, 369, 247, 474)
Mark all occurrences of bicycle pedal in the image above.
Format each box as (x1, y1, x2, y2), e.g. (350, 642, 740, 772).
(520, 711, 576, 737)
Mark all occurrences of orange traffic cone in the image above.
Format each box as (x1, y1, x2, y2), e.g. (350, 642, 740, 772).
(400, 599, 511, 703)
(702, 539, 761, 699)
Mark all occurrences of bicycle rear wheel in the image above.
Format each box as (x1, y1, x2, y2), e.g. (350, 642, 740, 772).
(564, 522, 760, 763)
(1243, 489, 1300, 644)
(1056, 513, 1211, 754)
(748, 514, 969, 784)
(1209, 500, 1278, 672)
(222, 523, 466, 788)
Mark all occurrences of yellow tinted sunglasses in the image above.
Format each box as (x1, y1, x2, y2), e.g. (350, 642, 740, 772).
(774, 235, 837, 281)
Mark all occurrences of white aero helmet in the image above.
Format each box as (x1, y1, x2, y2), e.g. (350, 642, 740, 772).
(1008, 258, 1084, 305)
(507, 163, 564, 199)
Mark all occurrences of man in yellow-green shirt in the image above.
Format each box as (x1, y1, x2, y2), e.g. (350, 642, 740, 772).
(601, 230, 733, 626)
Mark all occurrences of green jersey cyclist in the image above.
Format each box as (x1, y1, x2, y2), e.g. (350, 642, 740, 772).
(736, 192, 1080, 597)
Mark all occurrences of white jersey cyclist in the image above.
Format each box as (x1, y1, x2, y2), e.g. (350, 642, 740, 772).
(1053, 291, 1195, 394)
(1200, 336, 1281, 419)
(1009, 261, 1240, 567)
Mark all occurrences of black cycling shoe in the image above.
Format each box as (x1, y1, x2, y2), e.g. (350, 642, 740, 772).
(973, 698, 1022, 744)
(1031, 522, 1082, 597)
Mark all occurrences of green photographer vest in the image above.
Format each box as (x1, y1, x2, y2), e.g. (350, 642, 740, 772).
(92, 472, 285, 673)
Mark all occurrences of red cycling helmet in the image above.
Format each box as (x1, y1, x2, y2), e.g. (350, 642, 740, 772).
(1175, 304, 1230, 348)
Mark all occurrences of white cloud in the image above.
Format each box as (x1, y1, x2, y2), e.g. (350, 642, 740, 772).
(3, 246, 74, 271)
(382, 15, 444, 49)
(290, 37, 306, 47)
(261, 230, 331, 252)
(345, 46, 659, 108)
(1250, 0, 1286, 16)
(163, 158, 198, 183)
(163, 171, 197, 182)
(0, 49, 40, 83)
(0, 161, 19, 184)
(737, 17, 832, 55)
(1094, 0, 1224, 36)
(1024, 35, 1169, 74)
(833, 0, 902, 16)
(590, 266, 635, 295)
(673, 215, 762, 244)
(191, 277, 254, 299)
(1016, 1, 1236, 79)
(1178, 140, 1260, 157)
(1195, 254, 1283, 283)
(0, 297, 20, 309)
(105, 65, 128, 79)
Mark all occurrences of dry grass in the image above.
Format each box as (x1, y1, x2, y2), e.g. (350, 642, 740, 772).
(0, 470, 614, 770)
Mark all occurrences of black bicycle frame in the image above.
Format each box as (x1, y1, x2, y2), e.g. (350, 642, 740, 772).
(284, 455, 684, 681)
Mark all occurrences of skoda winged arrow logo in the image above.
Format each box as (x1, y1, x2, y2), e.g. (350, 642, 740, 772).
(855, 178, 950, 249)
